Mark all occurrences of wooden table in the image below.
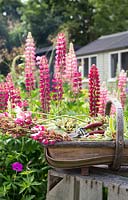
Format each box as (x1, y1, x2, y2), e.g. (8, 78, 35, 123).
(46, 166, 128, 200)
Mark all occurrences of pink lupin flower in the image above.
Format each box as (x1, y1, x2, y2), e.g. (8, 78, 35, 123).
(14, 106, 32, 127)
(109, 90, 117, 115)
(31, 125, 46, 143)
(36, 56, 41, 65)
(118, 70, 127, 109)
(120, 88, 126, 109)
(24, 32, 36, 91)
(118, 70, 127, 89)
(65, 42, 82, 94)
(98, 82, 108, 116)
(0, 74, 28, 111)
(88, 64, 100, 117)
(6, 73, 23, 108)
(38, 56, 50, 112)
(55, 32, 66, 77)
(65, 42, 78, 82)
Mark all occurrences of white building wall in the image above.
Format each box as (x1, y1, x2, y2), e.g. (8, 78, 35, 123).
(77, 48, 128, 88)
(97, 52, 109, 83)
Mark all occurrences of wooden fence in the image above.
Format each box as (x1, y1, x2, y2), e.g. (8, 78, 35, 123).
(46, 166, 128, 200)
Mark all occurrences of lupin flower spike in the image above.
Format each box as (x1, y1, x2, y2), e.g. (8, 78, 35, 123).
(52, 32, 66, 101)
(51, 76, 63, 101)
(24, 32, 36, 91)
(72, 72, 82, 95)
(98, 82, 108, 116)
(88, 64, 100, 117)
(55, 32, 66, 78)
(118, 70, 127, 109)
(65, 42, 82, 94)
(6, 73, 22, 108)
(65, 42, 78, 82)
(0, 82, 8, 110)
(39, 56, 50, 112)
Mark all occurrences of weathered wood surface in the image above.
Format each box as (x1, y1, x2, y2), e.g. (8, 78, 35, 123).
(79, 179, 102, 200)
(46, 167, 128, 200)
(108, 184, 128, 200)
(46, 171, 75, 200)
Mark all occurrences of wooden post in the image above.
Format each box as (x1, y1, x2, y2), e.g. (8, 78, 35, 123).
(81, 167, 89, 176)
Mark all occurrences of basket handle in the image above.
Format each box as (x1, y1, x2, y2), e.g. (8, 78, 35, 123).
(105, 98, 124, 170)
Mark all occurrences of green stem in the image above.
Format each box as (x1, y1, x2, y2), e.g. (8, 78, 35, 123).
(37, 115, 87, 123)
(11, 55, 24, 85)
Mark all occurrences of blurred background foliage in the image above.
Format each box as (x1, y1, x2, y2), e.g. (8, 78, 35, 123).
(0, 0, 128, 75)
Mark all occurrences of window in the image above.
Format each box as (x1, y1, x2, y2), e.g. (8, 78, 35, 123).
(111, 53, 118, 78)
(91, 56, 96, 65)
(77, 59, 82, 73)
(84, 58, 89, 78)
(77, 55, 97, 78)
(110, 50, 128, 79)
(121, 52, 128, 71)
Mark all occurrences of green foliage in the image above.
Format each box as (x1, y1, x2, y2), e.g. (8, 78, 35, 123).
(0, 0, 24, 48)
(21, 0, 94, 46)
(21, 0, 62, 47)
(1, 0, 128, 53)
(90, 0, 128, 38)
(49, 83, 89, 117)
(0, 133, 49, 200)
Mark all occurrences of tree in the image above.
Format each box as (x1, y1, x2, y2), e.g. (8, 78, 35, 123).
(21, 0, 94, 47)
(50, 0, 94, 45)
(0, 0, 24, 49)
(90, 0, 128, 38)
(21, 0, 63, 47)
(0, 0, 24, 75)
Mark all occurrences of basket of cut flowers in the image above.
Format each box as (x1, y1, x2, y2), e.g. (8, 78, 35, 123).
(41, 65, 127, 170)
(43, 98, 126, 170)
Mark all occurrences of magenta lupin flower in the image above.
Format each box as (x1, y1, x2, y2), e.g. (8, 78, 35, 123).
(51, 76, 63, 101)
(72, 72, 82, 94)
(118, 70, 127, 109)
(98, 82, 108, 116)
(88, 64, 100, 117)
(24, 32, 36, 91)
(52, 33, 66, 101)
(38, 56, 50, 112)
(0, 82, 8, 110)
(31, 125, 46, 143)
(6, 73, 22, 108)
(11, 162, 23, 172)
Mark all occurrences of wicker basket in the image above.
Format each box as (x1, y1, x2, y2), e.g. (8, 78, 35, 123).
(44, 99, 127, 170)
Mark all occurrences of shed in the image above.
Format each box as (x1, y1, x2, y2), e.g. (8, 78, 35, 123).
(76, 31, 128, 83)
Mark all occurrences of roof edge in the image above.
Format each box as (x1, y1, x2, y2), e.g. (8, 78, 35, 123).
(99, 30, 128, 40)
(76, 46, 128, 57)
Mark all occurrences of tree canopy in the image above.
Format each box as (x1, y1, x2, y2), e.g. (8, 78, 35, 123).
(90, 0, 128, 37)
(0, 0, 128, 51)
